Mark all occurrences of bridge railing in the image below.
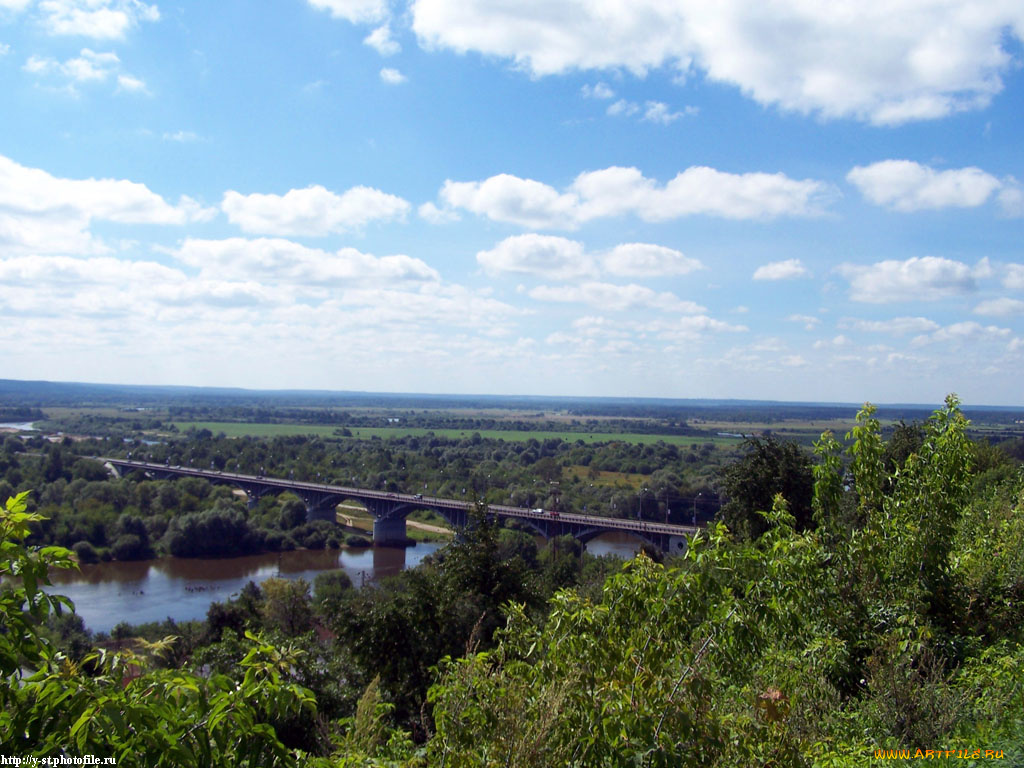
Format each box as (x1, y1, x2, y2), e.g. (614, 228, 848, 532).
(101, 458, 699, 536)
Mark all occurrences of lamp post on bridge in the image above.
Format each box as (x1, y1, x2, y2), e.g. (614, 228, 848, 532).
(693, 492, 703, 526)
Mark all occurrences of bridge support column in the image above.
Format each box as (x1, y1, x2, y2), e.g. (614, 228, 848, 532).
(667, 535, 688, 556)
(373, 516, 407, 546)
(306, 500, 339, 523)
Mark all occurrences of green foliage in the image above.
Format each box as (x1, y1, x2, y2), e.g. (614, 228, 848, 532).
(0, 492, 316, 766)
(420, 396, 1024, 766)
(719, 435, 814, 539)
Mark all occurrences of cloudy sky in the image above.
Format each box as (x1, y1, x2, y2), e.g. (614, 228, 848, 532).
(1, 1, 1023, 405)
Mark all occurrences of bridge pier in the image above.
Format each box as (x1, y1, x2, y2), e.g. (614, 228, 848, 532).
(373, 516, 407, 546)
(306, 499, 340, 523)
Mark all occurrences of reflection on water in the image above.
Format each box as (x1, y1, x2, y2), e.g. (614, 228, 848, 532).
(47, 543, 445, 634)
(47, 532, 646, 634)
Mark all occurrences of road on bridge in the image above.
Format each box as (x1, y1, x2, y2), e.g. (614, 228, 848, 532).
(100, 458, 700, 549)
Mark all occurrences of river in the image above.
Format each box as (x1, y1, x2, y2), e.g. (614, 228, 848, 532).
(46, 532, 642, 633)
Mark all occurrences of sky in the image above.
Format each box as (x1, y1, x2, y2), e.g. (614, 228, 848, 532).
(1, 1, 1023, 406)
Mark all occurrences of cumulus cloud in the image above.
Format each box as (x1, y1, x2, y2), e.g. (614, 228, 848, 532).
(581, 81, 614, 99)
(116, 73, 146, 92)
(38, 0, 159, 39)
(221, 185, 410, 236)
(418, 201, 460, 224)
(529, 282, 704, 313)
(661, 314, 747, 339)
(606, 99, 638, 117)
(174, 238, 440, 287)
(974, 298, 1024, 317)
(307, 0, 386, 24)
(441, 174, 580, 229)
(379, 67, 406, 84)
(0, 153, 212, 255)
(409, 0, 1024, 125)
(436, 165, 830, 229)
(837, 256, 977, 303)
(753, 259, 809, 280)
(476, 235, 703, 280)
(477, 234, 592, 280)
(847, 160, 1005, 211)
(840, 316, 940, 335)
(1002, 264, 1024, 291)
(22, 47, 145, 93)
(913, 321, 1012, 345)
(787, 314, 820, 330)
(602, 243, 703, 277)
(641, 101, 693, 125)
(364, 24, 400, 55)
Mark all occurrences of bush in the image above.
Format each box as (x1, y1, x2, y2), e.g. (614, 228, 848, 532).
(72, 540, 99, 564)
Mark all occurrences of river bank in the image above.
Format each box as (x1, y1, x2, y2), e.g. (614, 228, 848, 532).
(46, 531, 642, 633)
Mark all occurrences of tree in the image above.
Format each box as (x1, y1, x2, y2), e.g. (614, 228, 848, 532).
(718, 435, 813, 539)
(0, 491, 317, 766)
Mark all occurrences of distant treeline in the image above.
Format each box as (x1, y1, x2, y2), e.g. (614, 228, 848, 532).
(167, 406, 706, 436)
(5, 378, 1023, 425)
(0, 406, 45, 421)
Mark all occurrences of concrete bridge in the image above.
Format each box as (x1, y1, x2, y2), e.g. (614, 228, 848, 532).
(103, 458, 697, 554)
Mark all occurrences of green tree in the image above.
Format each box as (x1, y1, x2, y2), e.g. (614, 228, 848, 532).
(718, 435, 813, 539)
(0, 492, 318, 767)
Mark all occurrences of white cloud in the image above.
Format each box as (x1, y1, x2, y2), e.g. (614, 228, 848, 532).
(364, 24, 400, 55)
(753, 259, 809, 281)
(162, 130, 199, 142)
(847, 160, 1004, 211)
(529, 282, 705, 313)
(417, 201, 460, 224)
(0, 43, 10, 56)
(974, 298, 1024, 317)
(840, 316, 940, 335)
(662, 315, 747, 338)
(221, 185, 410, 236)
(410, 0, 1024, 125)
(307, 0, 387, 24)
(581, 81, 614, 99)
(173, 238, 440, 287)
(813, 335, 851, 349)
(607, 99, 638, 117)
(917, 321, 1012, 345)
(379, 67, 406, 84)
(1003, 264, 1024, 290)
(116, 73, 146, 92)
(837, 256, 976, 303)
(997, 182, 1024, 217)
(641, 101, 692, 125)
(38, 0, 160, 39)
(436, 165, 830, 229)
(477, 236, 703, 280)
(22, 47, 145, 93)
(787, 314, 820, 330)
(477, 234, 592, 280)
(602, 243, 703, 277)
(440, 174, 579, 229)
(0, 153, 212, 255)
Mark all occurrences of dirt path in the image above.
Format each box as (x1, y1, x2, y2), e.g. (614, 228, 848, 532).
(336, 504, 453, 536)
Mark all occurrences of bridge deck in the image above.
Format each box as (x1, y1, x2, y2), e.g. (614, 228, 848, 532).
(102, 458, 700, 541)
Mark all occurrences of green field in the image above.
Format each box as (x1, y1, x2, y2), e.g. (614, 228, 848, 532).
(171, 421, 744, 447)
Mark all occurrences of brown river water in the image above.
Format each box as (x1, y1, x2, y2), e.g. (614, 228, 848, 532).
(46, 532, 641, 633)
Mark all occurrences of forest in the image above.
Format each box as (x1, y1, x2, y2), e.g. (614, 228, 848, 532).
(1, 395, 1023, 765)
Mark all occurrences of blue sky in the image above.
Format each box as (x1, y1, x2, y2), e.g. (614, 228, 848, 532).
(1, 1, 1023, 405)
